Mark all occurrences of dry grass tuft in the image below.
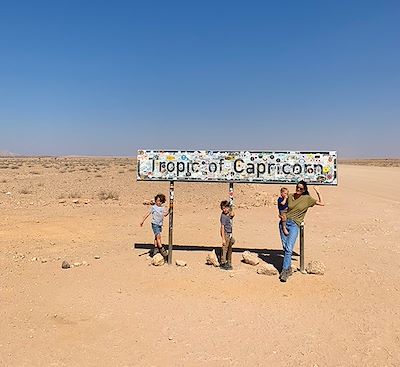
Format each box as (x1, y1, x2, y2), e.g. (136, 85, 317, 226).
(98, 191, 119, 201)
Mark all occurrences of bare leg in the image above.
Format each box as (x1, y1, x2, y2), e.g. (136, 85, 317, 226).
(155, 234, 162, 248)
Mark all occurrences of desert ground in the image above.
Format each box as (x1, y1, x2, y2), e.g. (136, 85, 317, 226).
(0, 157, 399, 367)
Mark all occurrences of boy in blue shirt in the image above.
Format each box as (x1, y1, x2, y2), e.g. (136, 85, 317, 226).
(220, 200, 235, 270)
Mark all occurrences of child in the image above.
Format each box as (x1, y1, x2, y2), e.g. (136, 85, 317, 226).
(140, 193, 169, 258)
(219, 200, 235, 270)
(278, 187, 289, 235)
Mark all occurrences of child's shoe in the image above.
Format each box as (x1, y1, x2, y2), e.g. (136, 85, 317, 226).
(225, 263, 233, 270)
(159, 246, 168, 259)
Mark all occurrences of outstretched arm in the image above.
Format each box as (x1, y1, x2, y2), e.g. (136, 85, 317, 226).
(313, 186, 324, 206)
(140, 210, 151, 226)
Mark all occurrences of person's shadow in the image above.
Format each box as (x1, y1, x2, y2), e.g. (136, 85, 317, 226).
(134, 243, 299, 271)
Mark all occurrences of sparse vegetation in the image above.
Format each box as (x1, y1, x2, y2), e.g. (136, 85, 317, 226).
(98, 191, 119, 201)
(69, 192, 81, 199)
(30, 171, 40, 175)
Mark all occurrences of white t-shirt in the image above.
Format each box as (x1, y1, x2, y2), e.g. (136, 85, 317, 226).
(151, 205, 165, 226)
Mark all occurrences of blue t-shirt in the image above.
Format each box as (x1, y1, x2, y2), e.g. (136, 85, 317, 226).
(220, 213, 233, 233)
(278, 197, 288, 212)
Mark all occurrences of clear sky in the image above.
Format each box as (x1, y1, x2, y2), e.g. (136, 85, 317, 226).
(0, 0, 399, 158)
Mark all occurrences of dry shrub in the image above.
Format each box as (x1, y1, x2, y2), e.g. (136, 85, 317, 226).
(30, 171, 40, 175)
(1, 179, 7, 183)
(98, 191, 119, 201)
(95, 174, 102, 178)
(69, 192, 81, 199)
(11, 165, 19, 170)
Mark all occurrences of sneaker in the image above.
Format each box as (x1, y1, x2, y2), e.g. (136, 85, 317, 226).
(225, 263, 233, 270)
(220, 263, 228, 270)
(159, 247, 168, 258)
(150, 247, 159, 257)
(280, 269, 289, 282)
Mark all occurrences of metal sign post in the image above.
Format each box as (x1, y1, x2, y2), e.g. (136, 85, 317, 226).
(299, 222, 306, 273)
(167, 181, 174, 265)
(229, 182, 234, 206)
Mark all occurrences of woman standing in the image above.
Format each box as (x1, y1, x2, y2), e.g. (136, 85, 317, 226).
(279, 180, 324, 282)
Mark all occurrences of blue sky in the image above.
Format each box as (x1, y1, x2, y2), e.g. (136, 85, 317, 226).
(0, 0, 399, 157)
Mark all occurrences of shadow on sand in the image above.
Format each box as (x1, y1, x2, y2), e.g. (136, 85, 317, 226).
(134, 243, 299, 271)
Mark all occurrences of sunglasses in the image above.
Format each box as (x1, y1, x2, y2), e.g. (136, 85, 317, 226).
(296, 186, 305, 191)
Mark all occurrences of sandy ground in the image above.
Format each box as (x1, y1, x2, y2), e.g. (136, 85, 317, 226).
(0, 157, 399, 367)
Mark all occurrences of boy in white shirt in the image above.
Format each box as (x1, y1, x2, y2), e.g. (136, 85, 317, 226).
(140, 193, 169, 258)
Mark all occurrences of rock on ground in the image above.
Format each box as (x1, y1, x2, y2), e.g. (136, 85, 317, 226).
(175, 259, 187, 267)
(152, 253, 165, 266)
(61, 260, 70, 269)
(257, 263, 278, 275)
(242, 251, 260, 266)
(206, 250, 220, 267)
(306, 260, 326, 275)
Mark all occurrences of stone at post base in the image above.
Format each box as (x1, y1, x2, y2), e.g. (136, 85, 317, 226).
(256, 263, 278, 275)
(306, 260, 326, 275)
(151, 253, 165, 266)
(206, 250, 220, 267)
(175, 259, 187, 267)
(242, 251, 260, 266)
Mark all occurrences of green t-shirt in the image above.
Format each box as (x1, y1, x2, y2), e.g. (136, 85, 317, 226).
(287, 194, 317, 226)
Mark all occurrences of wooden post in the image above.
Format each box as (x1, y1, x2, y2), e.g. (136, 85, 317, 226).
(167, 181, 174, 265)
(299, 222, 306, 273)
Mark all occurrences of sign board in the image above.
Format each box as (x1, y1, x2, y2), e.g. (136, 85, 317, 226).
(137, 150, 337, 185)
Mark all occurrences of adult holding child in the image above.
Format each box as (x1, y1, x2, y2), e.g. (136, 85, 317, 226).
(279, 180, 324, 282)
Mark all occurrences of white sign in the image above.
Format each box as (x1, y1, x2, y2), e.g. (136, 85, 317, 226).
(137, 150, 337, 185)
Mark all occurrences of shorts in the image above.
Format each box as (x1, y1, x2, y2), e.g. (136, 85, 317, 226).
(151, 223, 162, 236)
